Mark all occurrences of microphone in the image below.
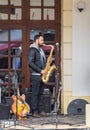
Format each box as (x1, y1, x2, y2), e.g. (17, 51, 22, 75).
(56, 42, 59, 52)
(56, 42, 59, 46)
(55, 43, 59, 69)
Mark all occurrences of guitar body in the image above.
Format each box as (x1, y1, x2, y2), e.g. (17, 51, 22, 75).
(11, 94, 30, 119)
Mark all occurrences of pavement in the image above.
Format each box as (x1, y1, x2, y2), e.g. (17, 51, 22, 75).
(0, 114, 88, 130)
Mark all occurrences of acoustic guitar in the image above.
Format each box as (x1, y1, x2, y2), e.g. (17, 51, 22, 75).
(11, 88, 30, 119)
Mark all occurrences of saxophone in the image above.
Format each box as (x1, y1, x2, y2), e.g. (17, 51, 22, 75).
(42, 46, 56, 83)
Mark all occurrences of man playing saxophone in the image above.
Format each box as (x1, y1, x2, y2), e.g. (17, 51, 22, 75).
(28, 34, 54, 117)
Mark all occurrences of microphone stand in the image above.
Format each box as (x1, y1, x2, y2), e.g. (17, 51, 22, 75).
(12, 51, 34, 130)
(41, 43, 60, 129)
(12, 53, 19, 127)
(54, 42, 60, 128)
(14, 71, 18, 127)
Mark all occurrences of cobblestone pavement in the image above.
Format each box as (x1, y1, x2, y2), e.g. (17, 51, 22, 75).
(0, 114, 87, 130)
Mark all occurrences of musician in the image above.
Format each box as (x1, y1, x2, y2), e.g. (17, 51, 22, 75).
(28, 34, 54, 117)
(28, 34, 47, 117)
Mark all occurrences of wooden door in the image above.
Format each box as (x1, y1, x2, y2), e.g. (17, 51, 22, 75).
(0, 0, 61, 100)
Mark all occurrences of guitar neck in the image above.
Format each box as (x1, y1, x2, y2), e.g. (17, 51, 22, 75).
(17, 88, 20, 97)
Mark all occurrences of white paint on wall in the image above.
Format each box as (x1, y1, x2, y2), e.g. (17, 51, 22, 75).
(72, 0, 90, 96)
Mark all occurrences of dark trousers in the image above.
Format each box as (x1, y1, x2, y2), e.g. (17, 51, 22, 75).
(30, 75, 45, 113)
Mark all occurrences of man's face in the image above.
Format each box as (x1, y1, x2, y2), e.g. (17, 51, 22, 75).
(38, 36, 44, 47)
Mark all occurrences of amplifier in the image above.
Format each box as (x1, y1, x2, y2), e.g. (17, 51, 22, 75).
(0, 103, 10, 119)
(25, 89, 51, 113)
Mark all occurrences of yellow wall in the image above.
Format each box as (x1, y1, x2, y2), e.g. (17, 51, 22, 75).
(61, 0, 90, 114)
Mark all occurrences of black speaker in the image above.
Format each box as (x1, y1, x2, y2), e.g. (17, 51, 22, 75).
(0, 104, 10, 119)
(25, 89, 51, 113)
(39, 93, 51, 113)
(67, 99, 89, 115)
(5, 97, 13, 107)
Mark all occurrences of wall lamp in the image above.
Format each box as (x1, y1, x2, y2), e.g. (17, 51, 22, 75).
(77, 0, 85, 12)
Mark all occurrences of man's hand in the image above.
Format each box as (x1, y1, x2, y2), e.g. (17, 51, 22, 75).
(41, 70, 47, 75)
